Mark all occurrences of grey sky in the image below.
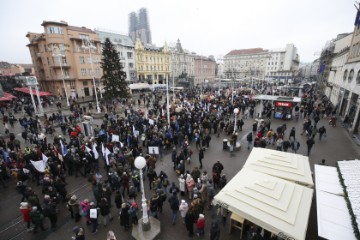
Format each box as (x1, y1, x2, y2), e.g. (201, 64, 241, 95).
(0, 0, 356, 64)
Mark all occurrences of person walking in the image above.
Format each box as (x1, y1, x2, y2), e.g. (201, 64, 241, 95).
(128, 202, 138, 226)
(198, 147, 204, 169)
(168, 193, 180, 225)
(196, 213, 206, 237)
(246, 132, 253, 150)
(178, 174, 186, 196)
(318, 126, 327, 141)
(29, 206, 45, 233)
(88, 202, 99, 233)
(306, 137, 315, 156)
(179, 200, 189, 224)
(72, 226, 85, 240)
(210, 214, 221, 240)
(20, 202, 32, 232)
(119, 202, 130, 231)
(68, 195, 81, 222)
(99, 197, 112, 227)
(291, 138, 300, 153)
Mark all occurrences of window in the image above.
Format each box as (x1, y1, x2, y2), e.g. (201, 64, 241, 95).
(96, 68, 100, 76)
(343, 70, 348, 81)
(79, 34, 89, 40)
(348, 69, 354, 82)
(83, 81, 88, 86)
(81, 68, 87, 76)
(47, 26, 63, 34)
(87, 57, 92, 64)
(129, 63, 134, 68)
(89, 68, 94, 76)
(127, 52, 133, 59)
(64, 70, 69, 77)
(356, 70, 360, 84)
(79, 56, 85, 64)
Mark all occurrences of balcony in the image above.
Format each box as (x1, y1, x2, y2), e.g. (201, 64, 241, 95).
(50, 62, 70, 68)
(53, 75, 75, 81)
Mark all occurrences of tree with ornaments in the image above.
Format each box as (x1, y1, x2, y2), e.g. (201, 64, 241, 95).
(101, 38, 130, 101)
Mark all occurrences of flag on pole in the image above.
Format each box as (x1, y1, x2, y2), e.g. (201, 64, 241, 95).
(42, 153, 48, 164)
(85, 146, 92, 155)
(92, 144, 99, 159)
(31, 160, 46, 172)
(60, 140, 68, 156)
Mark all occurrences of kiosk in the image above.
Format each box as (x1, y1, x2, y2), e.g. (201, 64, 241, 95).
(252, 95, 301, 119)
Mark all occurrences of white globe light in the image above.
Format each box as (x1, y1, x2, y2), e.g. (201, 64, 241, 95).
(134, 156, 146, 170)
(234, 108, 239, 114)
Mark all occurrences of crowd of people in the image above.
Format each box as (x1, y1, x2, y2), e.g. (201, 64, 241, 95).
(0, 83, 335, 239)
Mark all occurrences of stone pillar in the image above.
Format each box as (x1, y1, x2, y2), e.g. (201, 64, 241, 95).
(35, 85, 44, 116)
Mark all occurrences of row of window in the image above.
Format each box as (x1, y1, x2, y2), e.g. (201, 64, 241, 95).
(81, 68, 101, 76)
(79, 56, 101, 64)
(138, 65, 169, 71)
(343, 69, 360, 84)
(349, 43, 360, 59)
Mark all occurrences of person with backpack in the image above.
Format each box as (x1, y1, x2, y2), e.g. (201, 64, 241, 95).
(168, 193, 180, 225)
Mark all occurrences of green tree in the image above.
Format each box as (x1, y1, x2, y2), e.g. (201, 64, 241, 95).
(101, 38, 129, 101)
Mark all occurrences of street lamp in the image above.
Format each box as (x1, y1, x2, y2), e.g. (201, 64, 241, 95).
(52, 47, 70, 107)
(82, 40, 101, 113)
(166, 77, 170, 125)
(233, 108, 239, 133)
(134, 156, 150, 231)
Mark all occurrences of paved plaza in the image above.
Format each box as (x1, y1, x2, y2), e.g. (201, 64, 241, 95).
(0, 99, 359, 240)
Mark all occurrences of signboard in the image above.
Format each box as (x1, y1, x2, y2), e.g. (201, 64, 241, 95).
(148, 146, 159, 155)
(275, 101, 293, 108)
(26, 76, 38, 86)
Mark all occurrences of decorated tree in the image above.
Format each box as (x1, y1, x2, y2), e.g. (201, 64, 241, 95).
(101, 38, 129, 101)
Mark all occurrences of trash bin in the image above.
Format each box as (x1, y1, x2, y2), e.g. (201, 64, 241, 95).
(223, 139, 228, 150)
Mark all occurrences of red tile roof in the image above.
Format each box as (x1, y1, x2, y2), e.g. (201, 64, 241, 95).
(67, 25, 96, 34)
(225, 48, 268, 56)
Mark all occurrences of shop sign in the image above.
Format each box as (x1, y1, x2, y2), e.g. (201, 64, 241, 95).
(276, 102, 292, 107)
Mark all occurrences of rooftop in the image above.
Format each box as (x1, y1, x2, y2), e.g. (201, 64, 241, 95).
(225, 48, 268, 56)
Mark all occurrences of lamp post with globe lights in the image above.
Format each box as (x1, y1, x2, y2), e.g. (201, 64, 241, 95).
(52, 47, 70, 107)
(233, 108, 239, 133)
(134, 156, 150, 231)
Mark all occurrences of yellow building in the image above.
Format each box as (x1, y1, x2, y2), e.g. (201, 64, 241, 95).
(134, 39, 170, 84)
(26, 20, 102, 99)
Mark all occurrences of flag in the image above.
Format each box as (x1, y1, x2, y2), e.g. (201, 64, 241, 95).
(1, 149, 10, 163)
(355, 8, 360, 26)
(85, 146, 92, 155)
(318, 64, 325, 73)
(31, 160, 45, 172)
(60, 140, 68, 156)
(42, 153, 48, 164)
(104, 147, 111, 166)
(92, 144, 99, 159)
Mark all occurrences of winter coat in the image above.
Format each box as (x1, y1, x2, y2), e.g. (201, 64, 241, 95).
(120, 205, 130, 226)
(178, 177, 186, 192)
(186, 178, 195, 192)
(20, 208, 31, 223)
(179, 202, 189, 218)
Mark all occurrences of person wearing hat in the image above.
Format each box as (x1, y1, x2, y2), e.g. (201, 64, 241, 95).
(80, 199, 91, 225)
(196, 213, 206, 237)
(68, 195, 81, 222)
(88, 202, 99, 233)
(128, 202, 138, 226)
(178, 174, 186, 196)
(107, 230, 117, 240)
(20, 202, 32, 231)
(72, 226, 85, 240)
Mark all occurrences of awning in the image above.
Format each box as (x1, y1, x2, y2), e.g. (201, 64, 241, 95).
(243, 148, 314, 187)
(0, 92, 17, 101)
(213, 168, 313, 240)
(14, 87, 53, 96)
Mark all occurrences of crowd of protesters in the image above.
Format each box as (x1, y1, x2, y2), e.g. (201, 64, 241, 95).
(0, 82, 336, 239)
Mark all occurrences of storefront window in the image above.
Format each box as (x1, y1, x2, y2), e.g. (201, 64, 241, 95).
(348, 69, 354, 82)
(343, 69, 348, 81)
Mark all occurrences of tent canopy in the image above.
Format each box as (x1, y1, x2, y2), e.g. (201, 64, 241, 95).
(213, 168, 313, 240)
(243, 148, 314, 187)
(315, 165, 357, 240)
(14, 87, 53, 96)
(0, 92, 17, 101)
(128, 83, 151, 90)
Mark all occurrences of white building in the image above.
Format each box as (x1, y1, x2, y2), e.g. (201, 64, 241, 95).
(95, 29, 137, 82)
(265, 44, 300, 82)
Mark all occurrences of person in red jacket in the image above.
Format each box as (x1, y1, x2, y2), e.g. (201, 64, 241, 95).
(20, 202, 32, 231)
(196, 213, 205, 237)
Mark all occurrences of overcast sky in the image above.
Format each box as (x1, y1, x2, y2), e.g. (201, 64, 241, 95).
(0, 0, 356, 64)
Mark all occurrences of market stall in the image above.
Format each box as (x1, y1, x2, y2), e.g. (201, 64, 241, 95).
(314, 164, 359, 240)
(243, 148, 314, 188)
(0, 92, 17, 101)
(213, 168, 313, 240)
(13, 87, 53, 96)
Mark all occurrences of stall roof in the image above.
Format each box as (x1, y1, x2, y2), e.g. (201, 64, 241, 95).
(243, 148, 314, 187)
(315, 164, 357, 240)
(253, 95, 301, 103)
(128, 83, 151, 90)
(213, 168, 313, 240)
(14, 87, 53, 96)
(0, 92, 17, 101)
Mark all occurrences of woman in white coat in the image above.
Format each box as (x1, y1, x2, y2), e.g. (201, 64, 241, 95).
(178, 200, 189, 224)
(178, 174, 186, 196)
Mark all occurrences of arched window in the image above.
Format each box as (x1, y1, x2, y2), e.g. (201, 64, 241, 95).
(343, 69, 348, 81)
(356, 70, 360, 84)
(348, 69, 354, 82)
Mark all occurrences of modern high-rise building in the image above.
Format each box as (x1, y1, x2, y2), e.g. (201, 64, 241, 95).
(128, 8, 152, 45)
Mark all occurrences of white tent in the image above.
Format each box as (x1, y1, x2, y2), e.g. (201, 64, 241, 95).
(128, 83, 151, 90)
(315, 164, 357, 240)
(213, 168, 313, 240)
(243, 148, 314, 188)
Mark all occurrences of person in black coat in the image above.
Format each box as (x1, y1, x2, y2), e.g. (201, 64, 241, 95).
(119, 203, 130, 231)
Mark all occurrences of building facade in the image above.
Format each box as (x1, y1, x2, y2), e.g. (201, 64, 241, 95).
(95, 29, 136, 82)
(169, 39, 195, 87)
(129, 8, 152, 45)
(0, 63, 34, 76)
(194, 55, 216, 86)
(26, 20, 103, 98)
(223, 48, 270, 80)
(134, 39, 170, 84)
(265, 44, 300, 82)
